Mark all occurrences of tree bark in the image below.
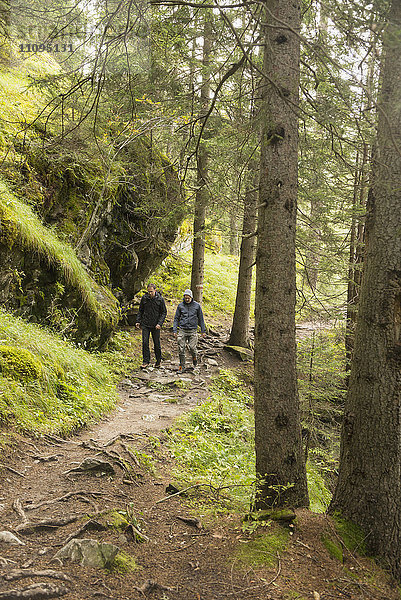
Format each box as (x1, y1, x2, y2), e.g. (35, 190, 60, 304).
(228, 163, 258, 348)
(345, 143, 369, 373)
(330, 0, 401, 579)
(191, 13, 212, 303)
(229, 212, 239, 255)
(254, 0, 308, 509)
(304, 4, 327, 292)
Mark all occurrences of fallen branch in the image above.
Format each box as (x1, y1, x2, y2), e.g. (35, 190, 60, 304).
(0, 556, 18, 566)
(153, 483, 205, 506)
(3, 570, 72, 583)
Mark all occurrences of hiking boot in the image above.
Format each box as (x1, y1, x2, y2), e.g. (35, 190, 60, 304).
(140, 363, 150, 369)
(178, 365, 185, 373)
(192, 357, 197, 367)
(154, 362, 161, 368)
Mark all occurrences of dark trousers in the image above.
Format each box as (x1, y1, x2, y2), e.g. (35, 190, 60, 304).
(141, 326, 161, 364)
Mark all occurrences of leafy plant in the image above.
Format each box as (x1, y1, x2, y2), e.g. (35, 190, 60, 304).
(168, 369, 256, 512)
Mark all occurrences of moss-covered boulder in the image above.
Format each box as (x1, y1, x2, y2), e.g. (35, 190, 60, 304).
(26, 135, 185, 301)
(0, 37, 186, 345)
(0, 180, 119, 348)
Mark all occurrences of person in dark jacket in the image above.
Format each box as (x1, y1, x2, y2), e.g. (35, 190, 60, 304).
(173, 288, 206, 372)
(136, 283, 167, 368)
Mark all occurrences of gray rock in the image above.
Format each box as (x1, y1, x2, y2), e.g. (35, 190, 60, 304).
(69, 457, 115, 474)
(54, 538, 119, 568)
(224, 345, 253, 361)
(0, 531, 25, 545)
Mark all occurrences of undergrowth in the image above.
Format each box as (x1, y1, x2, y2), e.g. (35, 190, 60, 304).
(168, 366, 335, 515)
(298, 328, 345, 494)
(168, 369, 255, 512)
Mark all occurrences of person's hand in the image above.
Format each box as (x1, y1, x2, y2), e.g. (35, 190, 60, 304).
(201, 332, 207, 338)
(174, 332, 177, 339)
(156, 324, 161, 330)
(135, 323, 140, 329)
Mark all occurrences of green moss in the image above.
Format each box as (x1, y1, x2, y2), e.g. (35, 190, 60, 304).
(332, 513, 368, 555)
(0, 345, 43, 380)
(110, 552, 139, 573)
(109, 511, 130, 531)
(236, 528, 290, 567)
(322, 534, 343, 562)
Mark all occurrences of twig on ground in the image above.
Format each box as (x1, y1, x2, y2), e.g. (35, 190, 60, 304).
(153, 483, 206, 506)
(0, 464, 25, 477)
(160, 540, 197, 553)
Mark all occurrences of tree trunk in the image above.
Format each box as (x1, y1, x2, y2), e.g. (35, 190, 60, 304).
(254, 0, 308, 509)
(345, 143, 369, 373)
(229, 212, 239, 256)
(191, 13, 212, 303)
(304, 4, 327, 292)
(228, 164, 258, 348)
(345, 31, 377, 372)
(330, 0, 401, 578)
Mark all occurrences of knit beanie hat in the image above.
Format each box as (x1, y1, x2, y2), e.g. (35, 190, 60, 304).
(183, 289, 193, 298)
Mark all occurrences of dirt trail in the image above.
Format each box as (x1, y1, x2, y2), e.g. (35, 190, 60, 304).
(0, 326, 398, 600)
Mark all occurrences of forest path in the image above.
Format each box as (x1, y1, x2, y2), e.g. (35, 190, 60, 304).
(0, 322, 396, 600)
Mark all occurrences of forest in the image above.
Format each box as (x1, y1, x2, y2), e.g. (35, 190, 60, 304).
(0, 0, 400, 599)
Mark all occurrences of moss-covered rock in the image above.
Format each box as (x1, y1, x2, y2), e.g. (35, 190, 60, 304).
(0, 36, 186, 345)
(26, 135, 185, 301)
(0, 345, 43, 380)
(0, 180, 119, 348)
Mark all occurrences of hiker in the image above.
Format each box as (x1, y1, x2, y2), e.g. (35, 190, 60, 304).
(136, 283, 167, 368)
(173, 288, 206, 372)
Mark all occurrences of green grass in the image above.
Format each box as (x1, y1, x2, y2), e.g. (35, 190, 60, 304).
(168, 367, 332, 515)
(0, 307, 117, 440)
(167, 369, 255, 512)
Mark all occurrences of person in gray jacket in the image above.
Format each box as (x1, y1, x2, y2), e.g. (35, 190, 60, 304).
(173, 289, 206, 371)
